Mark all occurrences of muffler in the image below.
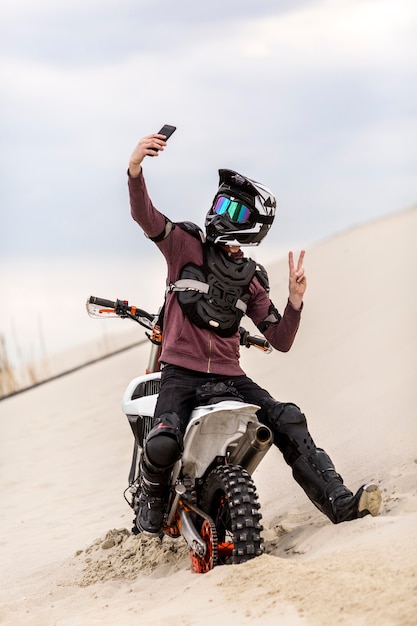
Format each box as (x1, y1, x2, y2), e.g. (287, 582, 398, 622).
(229, 421, 273, 474)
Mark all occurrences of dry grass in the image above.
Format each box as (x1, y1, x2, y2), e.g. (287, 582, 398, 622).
(0, 334, 18, 396)
(0, 328, 141, 399)
(0, 332, 43, 398)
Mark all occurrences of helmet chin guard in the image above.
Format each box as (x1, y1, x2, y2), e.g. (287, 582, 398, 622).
(205, 169, 276, 246)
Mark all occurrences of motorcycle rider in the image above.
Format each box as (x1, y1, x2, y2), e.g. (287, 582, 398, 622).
(127, 131, 382, 536)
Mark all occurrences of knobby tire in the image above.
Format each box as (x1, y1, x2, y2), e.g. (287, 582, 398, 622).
(199, 464, 264, 565)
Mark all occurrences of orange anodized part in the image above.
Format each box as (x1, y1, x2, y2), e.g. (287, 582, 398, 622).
(190, 520, 217, 574)
(217, 541, 234, 557)
(151, 327, 163, 344)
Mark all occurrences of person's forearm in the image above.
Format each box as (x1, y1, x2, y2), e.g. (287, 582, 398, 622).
(288, 294, 303, 311)
(264, 300, 302, 352)
(128, 161, 142, 178)
(128, 171, 166, 239)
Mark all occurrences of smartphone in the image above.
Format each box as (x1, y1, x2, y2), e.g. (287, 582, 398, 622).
(149, 124, 177, 153)
(157, 124, 176, 140)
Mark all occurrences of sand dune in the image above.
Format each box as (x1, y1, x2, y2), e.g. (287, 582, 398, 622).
(1, 207, 416, 626)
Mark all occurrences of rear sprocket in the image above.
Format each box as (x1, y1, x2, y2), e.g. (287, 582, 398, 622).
(190, 518, 218, 573)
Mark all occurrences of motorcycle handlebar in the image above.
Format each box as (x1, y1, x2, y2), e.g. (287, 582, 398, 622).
(88, 296, 155, 325)
(89, 296, 117, 308)
(239, 328, 271, 352)
(88, 298, 271, 352)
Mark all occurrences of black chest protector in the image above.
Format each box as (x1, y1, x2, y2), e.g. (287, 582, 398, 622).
(168, 243, 257, 338)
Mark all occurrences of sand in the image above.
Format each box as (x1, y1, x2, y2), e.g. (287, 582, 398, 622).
(1, 207, 416, 626)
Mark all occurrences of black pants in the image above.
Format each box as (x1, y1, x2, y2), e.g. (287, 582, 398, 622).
(152, 364, 316, 467)
(143, 364, 362, 524)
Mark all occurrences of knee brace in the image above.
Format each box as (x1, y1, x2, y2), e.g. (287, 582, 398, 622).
(144, 411, 183, 470)
(267, 402, 316, 466)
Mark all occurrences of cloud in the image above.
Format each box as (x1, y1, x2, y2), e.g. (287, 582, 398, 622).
(0, 0, 416, 259)
(1, 0, 416, 365)
(0, 0, 310, 67)
(243, 0, 417, 65)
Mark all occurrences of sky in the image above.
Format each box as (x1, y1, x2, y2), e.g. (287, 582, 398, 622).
(1, 0, 417, 368)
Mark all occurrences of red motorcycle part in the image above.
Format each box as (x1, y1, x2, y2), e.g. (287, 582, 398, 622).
(190, 519, 218, 574)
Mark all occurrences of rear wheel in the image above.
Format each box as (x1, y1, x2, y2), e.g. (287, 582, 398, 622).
(199, 465, 263, 565)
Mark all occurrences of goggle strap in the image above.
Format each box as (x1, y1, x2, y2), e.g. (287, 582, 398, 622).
(255, 214, 274, 224)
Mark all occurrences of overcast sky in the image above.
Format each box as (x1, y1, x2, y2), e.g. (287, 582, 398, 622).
(1, 0, 417, 366)
(1, 0, 416, 261)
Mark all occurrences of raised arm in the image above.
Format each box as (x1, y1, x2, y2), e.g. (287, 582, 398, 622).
(127, 134, 169, 239)
(247, 250, 307, 353)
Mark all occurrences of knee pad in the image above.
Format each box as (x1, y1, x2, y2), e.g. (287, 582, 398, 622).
(145, 412, 183, 469)
(266, 401, 304, 427)
(267, 402, 315, 465)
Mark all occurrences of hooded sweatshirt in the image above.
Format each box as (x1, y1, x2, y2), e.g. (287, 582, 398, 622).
(128, 171, 302, 376)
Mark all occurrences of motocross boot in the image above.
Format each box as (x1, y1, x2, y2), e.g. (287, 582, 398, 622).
(135, 412, 183, 536)
(135, 456, 171, 536)
(292, 448, 382, 524)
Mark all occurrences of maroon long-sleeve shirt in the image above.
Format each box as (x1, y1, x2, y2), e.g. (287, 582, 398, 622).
(128, 171, 302, 375)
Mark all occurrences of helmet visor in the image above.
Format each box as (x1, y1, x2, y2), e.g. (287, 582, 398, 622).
(213, 196, 253, 224)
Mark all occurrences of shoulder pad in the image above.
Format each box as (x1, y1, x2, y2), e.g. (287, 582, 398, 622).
(255, 262, 270, 292)
(249, 263, 269, 293)
(175, 221, 206, 243)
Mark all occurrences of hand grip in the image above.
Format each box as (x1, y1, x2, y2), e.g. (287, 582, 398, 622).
(88, 296, 116, 308)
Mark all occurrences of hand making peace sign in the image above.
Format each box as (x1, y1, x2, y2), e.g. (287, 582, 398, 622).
(288, 250, 306, 311)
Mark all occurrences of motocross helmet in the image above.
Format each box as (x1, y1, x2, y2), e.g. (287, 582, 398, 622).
(205, 169, 276, 246)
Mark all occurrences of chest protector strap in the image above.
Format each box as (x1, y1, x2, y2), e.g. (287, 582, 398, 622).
(167, 244, 257, 337)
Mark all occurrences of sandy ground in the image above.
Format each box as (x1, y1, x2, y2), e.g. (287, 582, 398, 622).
(1, 207, 417, 626)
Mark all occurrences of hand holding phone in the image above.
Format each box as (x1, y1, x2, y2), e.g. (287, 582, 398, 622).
(149, 124, 176, 154)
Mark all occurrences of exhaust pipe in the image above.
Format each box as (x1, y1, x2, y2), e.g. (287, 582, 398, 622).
(229, 421, 273, 474)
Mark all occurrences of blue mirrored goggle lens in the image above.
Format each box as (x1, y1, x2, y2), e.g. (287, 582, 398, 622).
(214, 197, 252, 223)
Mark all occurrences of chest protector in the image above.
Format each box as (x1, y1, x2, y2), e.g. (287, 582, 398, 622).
(167, 244, 257, 338)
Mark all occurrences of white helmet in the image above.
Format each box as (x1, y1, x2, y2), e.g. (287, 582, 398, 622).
(205, 169, 276, 246)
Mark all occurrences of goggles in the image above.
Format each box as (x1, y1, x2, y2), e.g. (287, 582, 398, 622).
(213, 196, 253, 224)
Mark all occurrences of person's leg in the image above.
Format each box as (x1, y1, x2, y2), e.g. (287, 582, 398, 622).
(137, 365, 221, 534)
(136, 365, 199, 535)
(232, 375, 381, 523)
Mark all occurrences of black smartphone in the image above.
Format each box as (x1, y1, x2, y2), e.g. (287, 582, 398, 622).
(157, 124, 176, 140)
(149, 124, 177, 153)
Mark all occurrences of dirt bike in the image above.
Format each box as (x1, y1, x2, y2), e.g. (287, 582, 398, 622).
(87, 295, 274, 573)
